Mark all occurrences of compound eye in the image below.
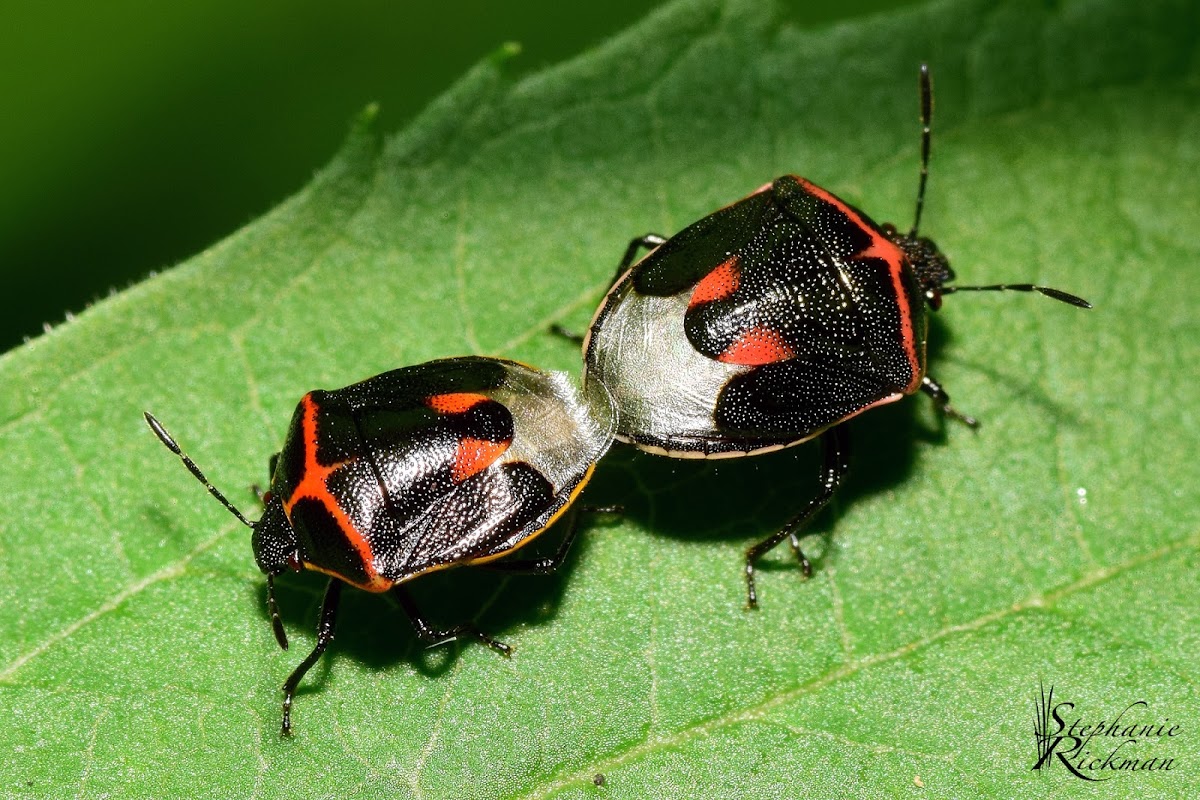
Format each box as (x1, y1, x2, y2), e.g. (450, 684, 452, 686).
(926, 288, 943, 311)
(262, 490, 274, 505)
(287, 551, 302, 573)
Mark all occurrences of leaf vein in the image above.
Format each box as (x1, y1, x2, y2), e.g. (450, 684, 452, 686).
(517, 530, 1198, 798)
(763, 718, 958, 761)
(0, 524, 236, 681)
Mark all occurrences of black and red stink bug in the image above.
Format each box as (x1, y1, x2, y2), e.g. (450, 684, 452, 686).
(145, 356, 614, 733)
(580, 64, 1090, 608)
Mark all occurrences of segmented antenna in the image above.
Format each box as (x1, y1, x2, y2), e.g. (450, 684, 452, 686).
(910, 63, 933, 237)
(144, 411, 253, 528)
(903, 65, 1091, 311)
(145, 411, 291, 650)
(942, 284, 1092, 308)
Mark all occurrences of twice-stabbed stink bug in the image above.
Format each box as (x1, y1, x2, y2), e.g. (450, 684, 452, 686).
(146, 356, 614, 733)
(580, 65, 1089, 608)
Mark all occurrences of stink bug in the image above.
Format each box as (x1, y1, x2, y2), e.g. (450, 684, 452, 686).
(146, 356, 614, 733)
(580, 65, 1089, 608)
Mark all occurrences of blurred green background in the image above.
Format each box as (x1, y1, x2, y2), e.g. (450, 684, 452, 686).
(0, 0, 910, 353)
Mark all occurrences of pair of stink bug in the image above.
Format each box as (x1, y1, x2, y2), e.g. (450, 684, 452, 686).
(147, 66, 1089, 734)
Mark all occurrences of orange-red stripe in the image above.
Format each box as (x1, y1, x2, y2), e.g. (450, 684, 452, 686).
(718, 326, 795, 366)
(689, 255, 741, 309)
(794, 177, 921, 393)
(426, 392, 490, 414)
(282, 395, 391, 592)
(452, 437, 510, 483)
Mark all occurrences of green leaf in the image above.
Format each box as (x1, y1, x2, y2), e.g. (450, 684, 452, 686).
(3, 0, 1197, 796)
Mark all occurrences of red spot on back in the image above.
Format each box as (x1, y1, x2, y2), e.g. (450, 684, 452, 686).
(427, 392, 490, 414)
(689, 256, 741, 308)
(718, 326, 795, 366)
(452, 437, 510, 482)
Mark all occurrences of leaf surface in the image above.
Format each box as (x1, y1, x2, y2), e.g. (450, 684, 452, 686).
(2, 0, 1197, 797)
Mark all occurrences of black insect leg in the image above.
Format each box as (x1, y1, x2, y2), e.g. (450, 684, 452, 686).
(485, 505, 622, 575)
(548, 324, 587, 346)
(612, 233, 667, 284)
(920, 375, 979, 428)
(265, 574, 289, 651)
(551, 234, 666, 343)
(745, 425, 850, 609)
(786, 534, 812, 578)
(392, 584, 513, 657)
(280, 578, 343, 735)
(253, 452, 282, 503)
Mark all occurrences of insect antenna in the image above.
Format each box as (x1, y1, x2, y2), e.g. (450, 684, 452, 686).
(143, 411, 254, 529)
(941, 284, 1092, 308)
(910, 63, 933, 238)
(904, 65, 1090, 311)
(144, 411, 290, 649)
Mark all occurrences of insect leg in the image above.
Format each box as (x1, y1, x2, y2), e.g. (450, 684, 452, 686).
(552, 235, 667, 343)
(786, 534, 812, 577)
(744, 424, 850, 609)
(392, 584, 513, 657)
(548, 324, 586, 346)
(280, 578, 343, 735)
(253, 451, 282, 502)
(920, 375, 979, 428)
(613, 233, 667, 284)
(485, 505, 622, 574)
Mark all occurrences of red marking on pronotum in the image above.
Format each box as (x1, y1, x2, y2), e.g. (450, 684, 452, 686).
(426, 392, 490, 415)
(689, 256, 742, 309)
(718, 326, 795, 366)
(795, 176, 922, 392)
(282, 395, 391, 592)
